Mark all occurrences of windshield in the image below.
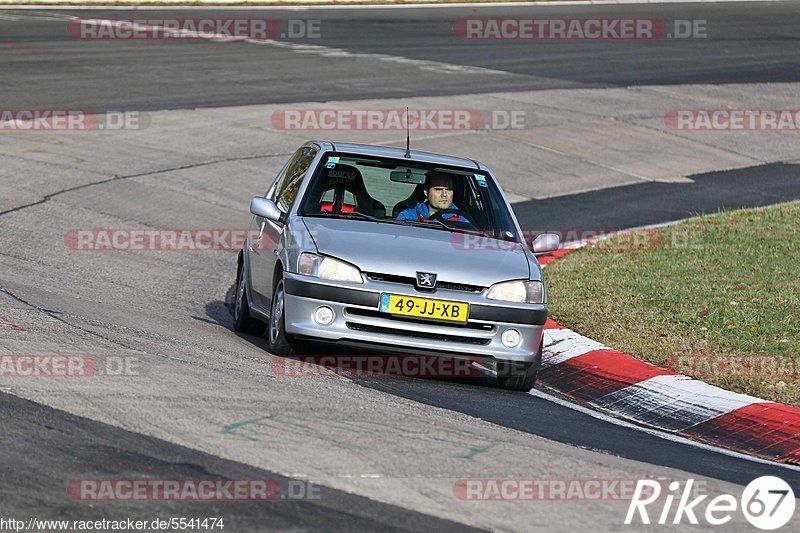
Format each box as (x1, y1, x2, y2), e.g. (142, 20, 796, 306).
(297, 152, 519, 237)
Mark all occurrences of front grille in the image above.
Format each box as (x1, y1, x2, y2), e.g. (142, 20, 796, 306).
(365, 272, 483, 293)
(346, 307, 493, 331)
(366, 272, 411, 284)
(439, 282, 482, 292)
(346, 322, 491, 345)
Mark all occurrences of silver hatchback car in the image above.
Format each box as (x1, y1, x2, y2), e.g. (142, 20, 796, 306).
(234, 141, 559, 391)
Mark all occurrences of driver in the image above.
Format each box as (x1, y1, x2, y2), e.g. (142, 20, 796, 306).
(396, 171, 470, 223)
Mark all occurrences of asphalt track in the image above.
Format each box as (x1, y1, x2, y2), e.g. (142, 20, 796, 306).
(0, 3, 799, 110)
(0, 393, 480, 532)
(2, 2, 800, 531)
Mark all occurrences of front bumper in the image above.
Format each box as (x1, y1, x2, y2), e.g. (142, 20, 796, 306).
(282, 272, 546, 363)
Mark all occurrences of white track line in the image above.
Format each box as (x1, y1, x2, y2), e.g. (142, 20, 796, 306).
(66, 17, 513, 76)
(249, 38, 511, 75)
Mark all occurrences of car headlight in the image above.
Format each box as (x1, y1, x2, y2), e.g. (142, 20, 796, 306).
(486, 280, 544, 304)
(298, 253, 363, 283)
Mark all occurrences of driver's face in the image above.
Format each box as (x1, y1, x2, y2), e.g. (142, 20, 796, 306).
(425, 176, 454, 212)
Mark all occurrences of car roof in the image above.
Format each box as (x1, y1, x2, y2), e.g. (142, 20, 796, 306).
(307, 140, 491, 172)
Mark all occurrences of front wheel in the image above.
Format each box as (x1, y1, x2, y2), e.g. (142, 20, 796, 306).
(268, 274, 306, 355)
(233, 262, 267, 335)
(496, 341, 543, 391)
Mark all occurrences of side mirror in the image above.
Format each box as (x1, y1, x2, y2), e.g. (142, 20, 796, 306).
(532, 233, 560, 255)
(250, 197, 283, 223)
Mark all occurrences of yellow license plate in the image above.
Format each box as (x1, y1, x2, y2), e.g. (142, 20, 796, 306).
(379, 293, 469, 323)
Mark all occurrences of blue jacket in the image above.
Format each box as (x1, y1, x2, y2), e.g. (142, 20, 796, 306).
(397, 202, 469, 223)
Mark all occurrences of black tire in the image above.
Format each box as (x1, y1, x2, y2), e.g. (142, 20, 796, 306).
(233, 261, 267, 335)
(496, 340, 543, 392)
(267, 273, 306, 356)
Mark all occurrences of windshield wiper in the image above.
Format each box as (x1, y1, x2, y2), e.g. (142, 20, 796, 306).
(394, 217, 451, 231)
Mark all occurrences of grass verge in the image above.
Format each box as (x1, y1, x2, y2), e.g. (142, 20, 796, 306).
(544, 202, 800, 407)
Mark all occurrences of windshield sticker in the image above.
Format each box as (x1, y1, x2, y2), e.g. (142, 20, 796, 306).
(475, 174, 488, 187)
(325, 156, 340, 169)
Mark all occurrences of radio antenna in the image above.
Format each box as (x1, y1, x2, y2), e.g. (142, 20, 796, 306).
(404, 106, 411, 158)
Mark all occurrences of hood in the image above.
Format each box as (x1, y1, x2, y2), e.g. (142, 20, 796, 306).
(302, 217, 531, 288)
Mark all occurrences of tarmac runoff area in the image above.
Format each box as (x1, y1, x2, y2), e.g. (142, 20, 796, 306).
(2, 82, 800, 530)
(3, 82, 800, 212)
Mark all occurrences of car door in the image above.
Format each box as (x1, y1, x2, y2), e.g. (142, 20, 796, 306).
(249, 147, 317, 309)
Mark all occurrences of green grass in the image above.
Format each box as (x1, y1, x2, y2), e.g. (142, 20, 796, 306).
(545, 202, 800, 406)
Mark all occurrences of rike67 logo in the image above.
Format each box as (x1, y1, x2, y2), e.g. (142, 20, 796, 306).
(625, 477, 795, 530)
